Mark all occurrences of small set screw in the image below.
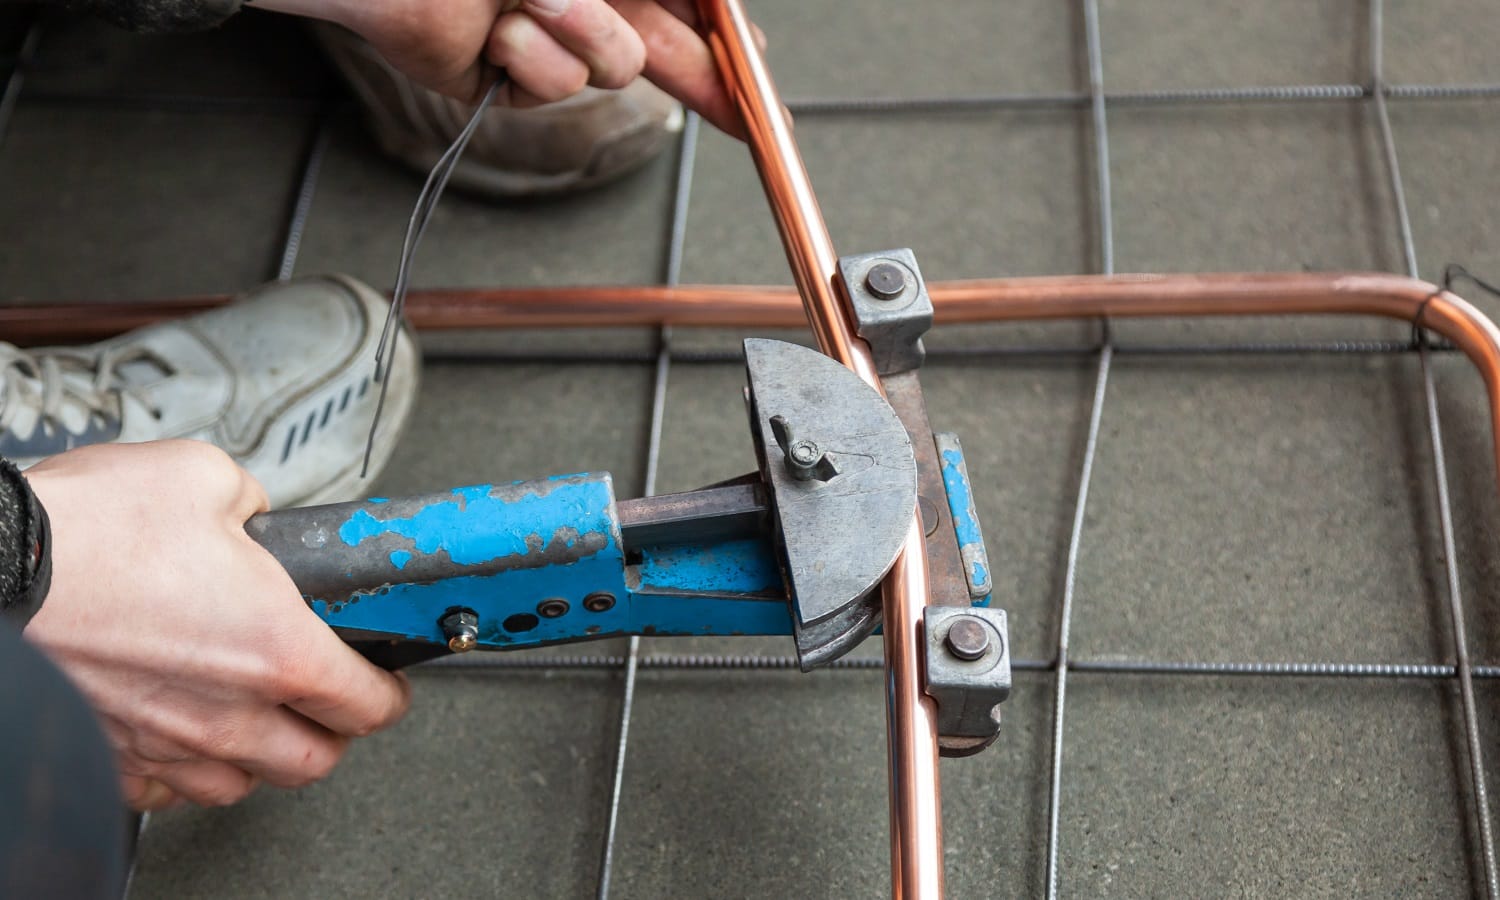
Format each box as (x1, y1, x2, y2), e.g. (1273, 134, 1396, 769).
(440, 608, 480, 653)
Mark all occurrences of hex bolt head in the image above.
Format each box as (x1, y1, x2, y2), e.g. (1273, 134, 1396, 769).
(537, 598, 570, 618)
(864, 262, 907, 300)
(944, 616, 991, 661)
(440, 609, 480, 653)
(583, 591, 617, 613)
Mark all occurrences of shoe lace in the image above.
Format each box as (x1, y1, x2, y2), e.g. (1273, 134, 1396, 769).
(0, 342, 166, 437)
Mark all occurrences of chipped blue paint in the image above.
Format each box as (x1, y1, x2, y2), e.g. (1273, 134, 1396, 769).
(304, 471, 810, 648)
(940, 444, 994, 607)
(367, 497, 389, 504)
(315, 475, 627, 646)
(635, 538, 782, 597)
(941, 448, 982, 548)
(337, 480, 610, 567)
(307, 472, 794, 650)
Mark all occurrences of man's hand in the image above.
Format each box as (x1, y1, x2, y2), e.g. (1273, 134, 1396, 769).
(257, 0, 755, 137)
(23, 440, 411, 810)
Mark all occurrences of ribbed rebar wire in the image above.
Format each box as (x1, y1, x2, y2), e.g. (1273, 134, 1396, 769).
(1369, 2, 1499, 894)
(432, 652, 1500, 679)
(593, 110, 701, 900)
(783, 81, 1500, 114)
(276, 111, 334, 281)
(1045, 3, 1114, 896)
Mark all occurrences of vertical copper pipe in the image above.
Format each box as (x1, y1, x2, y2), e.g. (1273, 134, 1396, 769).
(694, 0, 878, 386)
(694, 1, 944, 896)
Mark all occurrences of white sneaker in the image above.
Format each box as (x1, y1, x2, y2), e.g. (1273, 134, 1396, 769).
(0, 275, 420, 508)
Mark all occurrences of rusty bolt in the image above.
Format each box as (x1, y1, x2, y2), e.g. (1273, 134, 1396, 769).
(583, 591, 617, 613)
(537, 597, 570, 618)
(440, 609, 479, 653)
(865, 262, 907, 300)
(944, 616, 990, 661)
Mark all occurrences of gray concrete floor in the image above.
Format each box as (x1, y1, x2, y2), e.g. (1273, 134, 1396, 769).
(4, 1, 1500, 896)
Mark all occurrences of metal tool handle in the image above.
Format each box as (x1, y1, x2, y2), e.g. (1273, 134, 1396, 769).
(245, 502, 451, 670)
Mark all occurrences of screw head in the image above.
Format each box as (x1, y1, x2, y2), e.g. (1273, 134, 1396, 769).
(440, 608, 480, 653)
(537, 598, 570, 618)
(865, 262, 907, 300)
(789, 440, 820, 465)
(583, 591, 617, 613)
(944, 616, 990, 661)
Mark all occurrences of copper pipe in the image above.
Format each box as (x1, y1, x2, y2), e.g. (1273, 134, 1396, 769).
(11, 272, 1485, 338)
(693, 1, 943, 895)
(695, 0, 875, 383)
(10, 271, 1500, 893)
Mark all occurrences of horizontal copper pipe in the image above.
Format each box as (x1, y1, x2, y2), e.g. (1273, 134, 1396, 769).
(7, 274, 1496, 467)
(4, 270, 1487, 329)
(13, 270, 1497, 491)
(11, 270, 1499, 546)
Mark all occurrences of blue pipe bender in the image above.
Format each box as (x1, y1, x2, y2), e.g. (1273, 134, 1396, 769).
(247, 249, 1013, 756)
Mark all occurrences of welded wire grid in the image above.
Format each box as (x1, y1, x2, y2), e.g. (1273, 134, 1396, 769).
(5, 0, 1500, 896)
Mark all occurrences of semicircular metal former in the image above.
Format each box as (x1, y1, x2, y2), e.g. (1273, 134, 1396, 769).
(742, 338, 917, 669)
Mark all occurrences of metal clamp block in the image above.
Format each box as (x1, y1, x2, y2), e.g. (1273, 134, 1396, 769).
(838, 248, 934, 376)
(924, 605, 1011, 757)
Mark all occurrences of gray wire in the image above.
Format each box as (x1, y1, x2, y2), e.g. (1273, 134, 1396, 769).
(1046, 4, 1115, 896)
(1369, 1, 1499, 894)
(362, 76, 507, 476)
(594, 111, 701, 900)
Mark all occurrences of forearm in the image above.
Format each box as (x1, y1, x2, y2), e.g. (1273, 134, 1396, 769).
(0, 458, 51, 629)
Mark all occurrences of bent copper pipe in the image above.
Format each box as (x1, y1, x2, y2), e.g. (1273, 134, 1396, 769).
(9, 272, 1500, 891)
(692, 0, 943, 894)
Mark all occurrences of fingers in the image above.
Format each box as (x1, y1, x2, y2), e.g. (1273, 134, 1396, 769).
(229, 708, 351, 789)
(489, 13, 592, 103)
(611, 0, 745, 139)
(151, 760, 260, 808)
(280, 628, 413, 739)
(122, 775, 179, 812)
(518, 0, 646, 90)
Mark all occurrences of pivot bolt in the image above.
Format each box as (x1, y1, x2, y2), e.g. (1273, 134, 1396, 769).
(537, 598, 570, 618)
(944, 616, 991, 661)
(440, 608, 479, 653)
(864, 262, 907, 300)
(583, 591, 617, 613)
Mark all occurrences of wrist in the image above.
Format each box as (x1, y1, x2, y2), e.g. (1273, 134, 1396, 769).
(0, 459, 52, 629)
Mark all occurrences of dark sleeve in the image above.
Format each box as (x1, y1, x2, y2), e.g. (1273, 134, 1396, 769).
(50, 0, 243, 33)
(0, 459, 51, 629)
